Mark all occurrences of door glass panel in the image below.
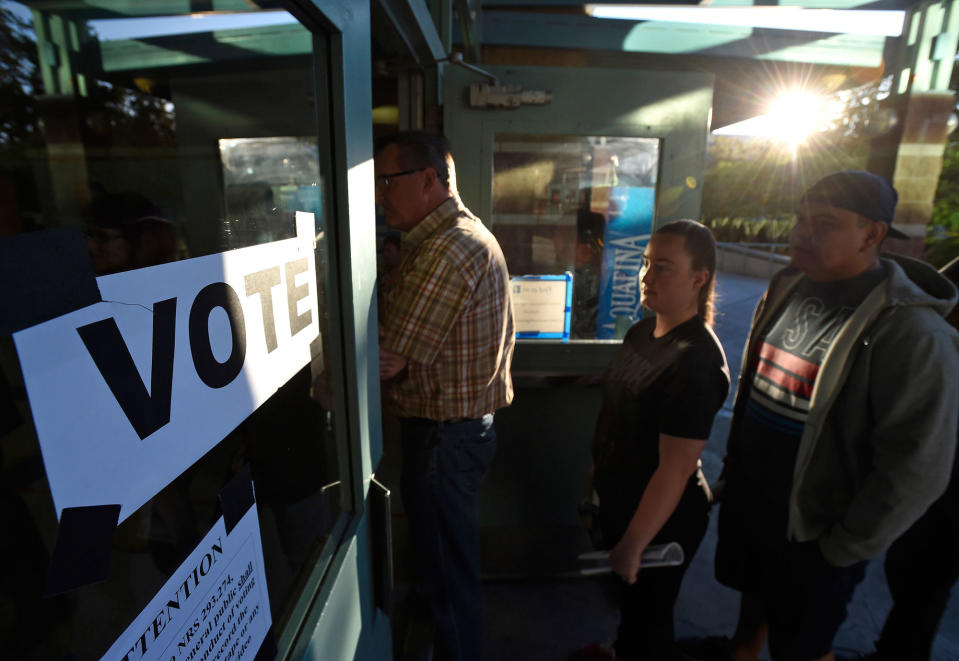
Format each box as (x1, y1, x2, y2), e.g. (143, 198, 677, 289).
(492, 134, 660, 339)
(0, 2, 342, 659)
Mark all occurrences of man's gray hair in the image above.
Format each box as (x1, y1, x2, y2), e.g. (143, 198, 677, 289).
(374, 130, 451, 188)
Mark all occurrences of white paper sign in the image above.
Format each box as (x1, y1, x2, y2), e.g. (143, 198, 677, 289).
(14, 213, 319, 522)
(103, 505, 271, 661)
(511, 277, 571, 335)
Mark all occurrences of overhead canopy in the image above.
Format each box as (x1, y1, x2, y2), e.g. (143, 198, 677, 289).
(455, 1, 949, 129)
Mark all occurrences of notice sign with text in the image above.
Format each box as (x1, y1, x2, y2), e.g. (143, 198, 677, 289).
(511, 273, 572, 340)
(103, 506, 271, 661)
(14, 213, 320, 522)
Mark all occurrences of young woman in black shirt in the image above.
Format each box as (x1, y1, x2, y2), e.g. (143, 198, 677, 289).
(588, 219, 730, 661)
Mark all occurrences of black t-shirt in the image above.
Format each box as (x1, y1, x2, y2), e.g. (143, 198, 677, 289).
(593, 315, 730, 510)
(737, 266, 886, 533)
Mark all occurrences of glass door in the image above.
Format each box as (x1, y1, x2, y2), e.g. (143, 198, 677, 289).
(0, 2, 383, 659)
(491, 134, 660, 339)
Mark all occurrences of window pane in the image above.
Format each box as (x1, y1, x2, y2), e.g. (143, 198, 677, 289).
(492, 134, 660, 339)
(0, 2, 341, 658)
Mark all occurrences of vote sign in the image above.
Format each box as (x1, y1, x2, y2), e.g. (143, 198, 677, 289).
(14, 213, 321, 523)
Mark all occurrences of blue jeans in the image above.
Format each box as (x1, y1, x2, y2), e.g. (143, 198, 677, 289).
(399, 415, 496, 661)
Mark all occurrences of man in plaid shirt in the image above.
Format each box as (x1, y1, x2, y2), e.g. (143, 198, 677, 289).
(376, 131, 515, 661)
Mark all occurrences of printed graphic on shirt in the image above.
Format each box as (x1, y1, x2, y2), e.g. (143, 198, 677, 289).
(735, 270, 884, 505)
(604, 336, 685, 396)
(749, 293, 853, 428)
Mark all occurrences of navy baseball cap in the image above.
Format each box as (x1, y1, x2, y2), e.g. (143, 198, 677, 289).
(801, 171, 908, 240)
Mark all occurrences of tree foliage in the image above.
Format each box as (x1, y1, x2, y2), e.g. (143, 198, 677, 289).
(701, 77, 891, 224)
(80, 79, 176, 149)
(925, 131, 959, 267)
(0, 6, 175, 153)
(701, 135, 868, 221)
(932, 132, 959, 236)
(0, 4, 41, 150)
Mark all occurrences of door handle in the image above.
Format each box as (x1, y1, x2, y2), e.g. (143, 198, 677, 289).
(370, 475, 393, 614)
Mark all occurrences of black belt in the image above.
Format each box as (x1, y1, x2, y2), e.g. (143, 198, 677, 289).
(401, 416, 483, 426)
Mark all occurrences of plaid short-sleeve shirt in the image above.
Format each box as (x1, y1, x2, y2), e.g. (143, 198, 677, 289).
(382, 197, 515, 420)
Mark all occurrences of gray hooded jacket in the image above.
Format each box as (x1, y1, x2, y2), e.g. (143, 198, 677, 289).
(727, 255, 959, 566)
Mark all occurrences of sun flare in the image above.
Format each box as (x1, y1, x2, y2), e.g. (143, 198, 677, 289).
(766, 91, 837, 145)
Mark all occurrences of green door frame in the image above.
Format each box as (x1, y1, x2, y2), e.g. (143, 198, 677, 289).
(277, 2, 390, 659)
(20, 0, 391, 657)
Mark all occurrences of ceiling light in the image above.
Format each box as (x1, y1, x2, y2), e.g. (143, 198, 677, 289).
(586, 4, 905, 38)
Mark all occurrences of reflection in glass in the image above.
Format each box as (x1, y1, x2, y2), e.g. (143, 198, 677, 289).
(0, 2, 340, 658)
(492, 134, 659, 338)
(219, 137, 323, 249)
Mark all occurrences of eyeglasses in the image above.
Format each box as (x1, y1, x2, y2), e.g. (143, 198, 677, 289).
(374, 168, 425, 188)
(84, 228, 126, 244)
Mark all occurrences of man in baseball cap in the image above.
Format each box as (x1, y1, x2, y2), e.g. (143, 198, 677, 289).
(801, 170, 908, 238)
(711, 170, 959, 661)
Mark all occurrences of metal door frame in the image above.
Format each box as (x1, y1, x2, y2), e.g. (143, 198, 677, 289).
(273, 2, 391, 659)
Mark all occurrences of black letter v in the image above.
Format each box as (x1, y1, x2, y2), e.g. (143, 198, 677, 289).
(77, 298, 177, 440)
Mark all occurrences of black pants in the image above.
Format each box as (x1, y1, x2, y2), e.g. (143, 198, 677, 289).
(716, 472, 867, 661)
(874, 484, 959, 661)
(598, 476, 710, 661)
(764, 541, 867, 661)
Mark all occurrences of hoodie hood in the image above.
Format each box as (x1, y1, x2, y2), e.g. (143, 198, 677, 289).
(882, 253, 959, 317)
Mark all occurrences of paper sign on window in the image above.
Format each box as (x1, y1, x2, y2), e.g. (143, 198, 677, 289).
(14, 213, 320, 523)
(103, 505, 271, 661)
(511, 273, 573, 340)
